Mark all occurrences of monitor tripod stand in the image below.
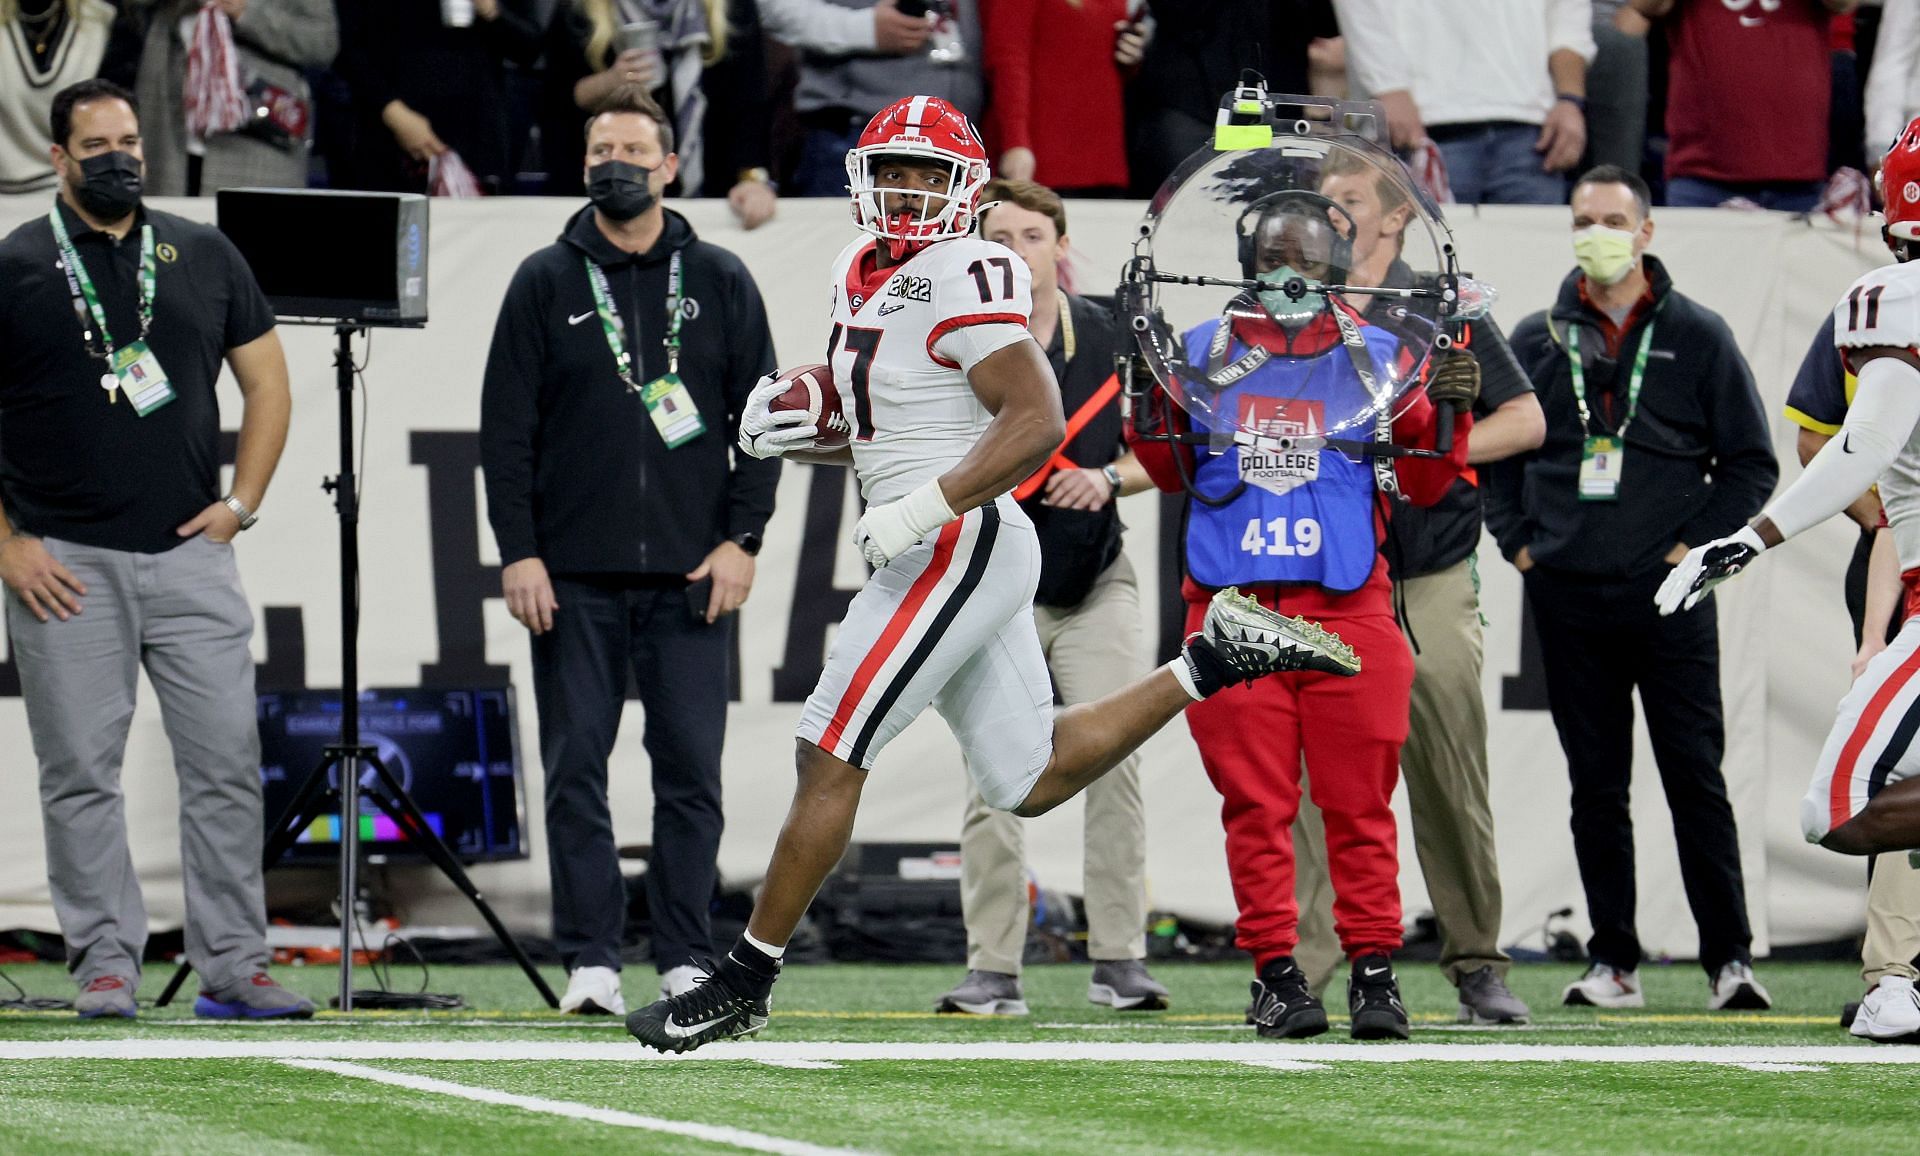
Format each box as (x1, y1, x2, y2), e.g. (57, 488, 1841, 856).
(155, 325, 556, 1012)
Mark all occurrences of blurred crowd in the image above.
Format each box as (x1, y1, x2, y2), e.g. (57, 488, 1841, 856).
(1, 0, 1911, 220)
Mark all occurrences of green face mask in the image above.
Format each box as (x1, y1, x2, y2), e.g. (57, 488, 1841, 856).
(1573, 224, 1638, 286)
(1257, 266, 1324, 326)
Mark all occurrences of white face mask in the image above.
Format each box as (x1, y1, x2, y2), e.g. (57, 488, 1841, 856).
(1573, 224, 1639, 286)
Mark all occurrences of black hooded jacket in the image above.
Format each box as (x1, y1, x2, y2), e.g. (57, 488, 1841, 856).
(1484, 256, 1777, 580)
(480, 206, 779, 576)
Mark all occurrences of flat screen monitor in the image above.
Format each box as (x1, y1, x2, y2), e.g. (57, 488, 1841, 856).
(258, 687, 527, 864)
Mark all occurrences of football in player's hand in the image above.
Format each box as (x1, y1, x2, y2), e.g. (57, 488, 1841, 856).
(767, 363, 851, 450)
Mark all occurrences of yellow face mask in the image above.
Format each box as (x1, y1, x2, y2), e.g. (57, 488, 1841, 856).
(1573, 224, 1638, 286)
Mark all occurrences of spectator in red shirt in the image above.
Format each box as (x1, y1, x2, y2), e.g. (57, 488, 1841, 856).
(1633, 0, 1856, 212)
(982, 0, 1146, 194)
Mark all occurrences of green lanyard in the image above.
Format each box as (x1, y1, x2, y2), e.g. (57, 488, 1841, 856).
(1567, 318, 1654, 437)
(49, 207, 156, 370)
(583, 249, 685, 391)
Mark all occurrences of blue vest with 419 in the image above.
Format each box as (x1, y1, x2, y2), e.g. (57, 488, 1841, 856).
(1181, 319, 1401, 594)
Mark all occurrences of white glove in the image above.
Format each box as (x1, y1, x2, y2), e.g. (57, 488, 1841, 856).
(1655, 525, 1766, 616)
(854, 478, 957, 568)
(738, 373, 819, 460)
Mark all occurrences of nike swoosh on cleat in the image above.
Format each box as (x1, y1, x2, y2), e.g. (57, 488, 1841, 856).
(662, 1013, 730, 1039)
(568, 311, 594, 325)
(1363, 966, 1389, 977)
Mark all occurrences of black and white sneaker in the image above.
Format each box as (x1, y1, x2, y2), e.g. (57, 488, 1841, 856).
(626, 958, 772, 1054)
(1347, 953, 1411, 1041)
(1181, 587, 1361, 697)
(1247, 956, 1328, 1040)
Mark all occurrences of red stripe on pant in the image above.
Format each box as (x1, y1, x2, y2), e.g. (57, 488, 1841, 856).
(1183, 596, 1412, 967)
(1830, 641, 1920, 831)
(819, 519, 965, 755)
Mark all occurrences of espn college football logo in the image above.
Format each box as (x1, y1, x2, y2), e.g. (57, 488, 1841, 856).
(1236, 396, 1324, 496)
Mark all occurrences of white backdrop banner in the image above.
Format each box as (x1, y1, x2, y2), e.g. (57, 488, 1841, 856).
(0, 194, 1890, 959)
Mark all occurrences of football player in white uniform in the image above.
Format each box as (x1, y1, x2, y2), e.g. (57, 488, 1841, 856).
(1658, 121, 1920, 991)
(628, 95, 1364, 1053)
(1661, 119, 1920, 1043)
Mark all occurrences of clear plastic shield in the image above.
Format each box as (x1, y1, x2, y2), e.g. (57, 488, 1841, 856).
(1121, 93, 1460, 448)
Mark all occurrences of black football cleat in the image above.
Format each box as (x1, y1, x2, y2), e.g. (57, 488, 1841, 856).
(626, 962, 771, 1054)
(1180, 587, 1361, 698)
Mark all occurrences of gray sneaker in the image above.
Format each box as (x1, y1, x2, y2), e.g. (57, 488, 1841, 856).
(194, 973, 317, 1020)
(1456, 966, 1531, 1025)
(1088, 960, 1170, 1011)
(75, 975, 137, 1019)
(935, 970, 1028, 1016)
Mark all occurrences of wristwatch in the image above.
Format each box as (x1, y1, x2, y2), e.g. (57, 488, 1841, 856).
(222, 494, 258, 531)
(733, 530, 763, 556)
(1101, 464, 1124, 496)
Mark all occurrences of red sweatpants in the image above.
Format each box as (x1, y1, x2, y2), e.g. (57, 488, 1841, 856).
(1184, 593, 1412, 968)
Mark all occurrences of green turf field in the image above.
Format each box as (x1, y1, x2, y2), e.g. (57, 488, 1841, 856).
(0, 960, 1909, 1155)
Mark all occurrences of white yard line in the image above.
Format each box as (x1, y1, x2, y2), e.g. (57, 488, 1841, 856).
(1239, 1059, 1331, 1071)
(0, 1040, 1915, 1065)
(278, 1059, 871, 1156)
(757, 1059, 843, 1070)
(1734, 1062, 1830, 1073)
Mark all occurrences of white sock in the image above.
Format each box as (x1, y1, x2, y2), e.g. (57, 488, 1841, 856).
(1166, 656, 1204, 702)
(744, 930, 786, 962)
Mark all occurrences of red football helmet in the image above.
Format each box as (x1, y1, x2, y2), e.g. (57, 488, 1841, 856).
(1879, 115, 1920, 243)
(845, 95, 990, 258)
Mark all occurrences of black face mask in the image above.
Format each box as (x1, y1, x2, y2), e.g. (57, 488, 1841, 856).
(71, 150, 143, 222)
(586, 160, 657, 222)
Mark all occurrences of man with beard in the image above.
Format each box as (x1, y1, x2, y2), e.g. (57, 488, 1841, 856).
(0, 78, 299, 1019)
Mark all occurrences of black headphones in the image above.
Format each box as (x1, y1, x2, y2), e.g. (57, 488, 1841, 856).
(1234, 189, 1355, 283)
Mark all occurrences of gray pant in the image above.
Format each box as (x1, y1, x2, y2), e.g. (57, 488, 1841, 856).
(12, 535, 267, 991)
(959, 555, 1149, 974)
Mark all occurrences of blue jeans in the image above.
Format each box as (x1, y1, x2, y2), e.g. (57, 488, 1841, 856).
(791, 125, 861, 197)
(1430, 122, 1568, 205)
(1665, 175, 1821, 213)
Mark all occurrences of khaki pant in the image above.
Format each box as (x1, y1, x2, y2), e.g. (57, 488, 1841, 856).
(1296, 557, 1510, 988)
(1865, 853, 1920, 985)
(959, 556, 1149, 974)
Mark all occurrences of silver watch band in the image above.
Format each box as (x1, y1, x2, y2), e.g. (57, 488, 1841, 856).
(222, 495, 258, 531)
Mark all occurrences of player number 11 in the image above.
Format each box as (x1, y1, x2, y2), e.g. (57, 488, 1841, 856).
(1241, 516, 1322, 557)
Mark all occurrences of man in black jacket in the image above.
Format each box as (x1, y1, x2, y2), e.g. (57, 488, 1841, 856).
(479, 86, 778, 1017)
(1484, 164, 1777, 1013)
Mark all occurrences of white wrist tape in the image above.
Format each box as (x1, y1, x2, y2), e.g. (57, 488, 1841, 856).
(857, 478, 958, 567)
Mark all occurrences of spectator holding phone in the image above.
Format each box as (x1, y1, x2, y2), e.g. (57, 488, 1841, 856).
(479, 87, 780, 1017)
(757, 0, 983, 195)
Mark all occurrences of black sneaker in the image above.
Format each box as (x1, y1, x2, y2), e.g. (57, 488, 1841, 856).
(1347, 953, 1410, 1041)
(1248, 956, 1328, 1040)
(626, 957, 773, 1054)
